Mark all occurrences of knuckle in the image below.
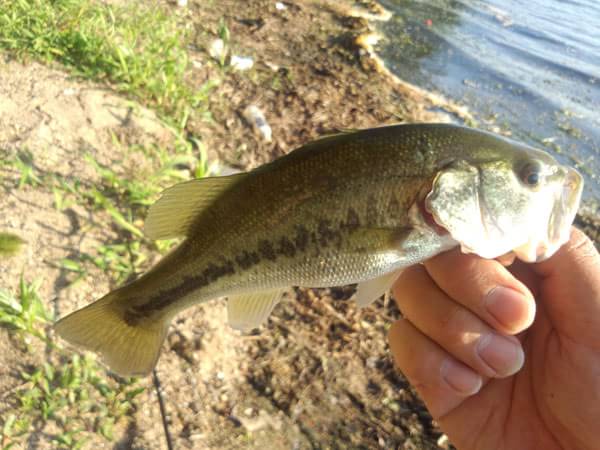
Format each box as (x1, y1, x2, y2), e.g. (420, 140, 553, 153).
(440, 304, 472, 336)
(393, 266, 429, 307)
(405, 354, 438, 392)
(433, 255, 492, 297)
(392, 273, 412, 299)
(439, 307, 485, 358)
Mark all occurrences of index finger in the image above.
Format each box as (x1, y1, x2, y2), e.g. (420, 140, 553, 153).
(423, 249, 536, 335)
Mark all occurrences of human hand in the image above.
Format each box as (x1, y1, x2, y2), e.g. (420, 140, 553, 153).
(388, 227, 600, 450)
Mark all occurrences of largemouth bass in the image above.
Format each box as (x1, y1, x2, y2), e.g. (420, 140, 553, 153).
(55, 123, 583, 376)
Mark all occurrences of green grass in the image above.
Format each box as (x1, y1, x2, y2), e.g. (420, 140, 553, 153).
(0, 1, 226, 447)
(0, 276, 50, 344)
(0, 0, 215, 127)
(0, 132, 220, 447)
(0, 278, 144, 450)
(12, 151, 42, 188)
(0, 121, 224, 450)
(75, 140, 218, 280)
(5, 133, 218, 287)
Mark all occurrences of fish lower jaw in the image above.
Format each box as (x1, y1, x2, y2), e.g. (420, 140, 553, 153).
(514, 237, 565, 263)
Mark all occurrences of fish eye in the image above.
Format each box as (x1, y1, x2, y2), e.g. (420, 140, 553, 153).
(519, 161, 542, 187)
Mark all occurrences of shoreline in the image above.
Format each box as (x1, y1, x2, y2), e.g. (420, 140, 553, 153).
(346, 2, 476, 125)
(344, 0, 599, 246)
(355, 0, 600, 201)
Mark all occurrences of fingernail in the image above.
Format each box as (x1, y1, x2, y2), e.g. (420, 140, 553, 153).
(485, 287, 533, 332)
(477, 333, 524, 377)
(440, 358, 482, 395)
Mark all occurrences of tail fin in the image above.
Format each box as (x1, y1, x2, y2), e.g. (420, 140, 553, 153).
(54, 290, 170, 377)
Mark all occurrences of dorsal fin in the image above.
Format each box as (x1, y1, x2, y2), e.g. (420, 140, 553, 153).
(144, 173, 246, 240)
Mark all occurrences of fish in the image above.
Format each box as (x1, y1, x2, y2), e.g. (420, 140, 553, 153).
(54, 123, 583, 377)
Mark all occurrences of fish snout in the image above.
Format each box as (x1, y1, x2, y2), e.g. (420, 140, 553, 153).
(542, 166, 583, 260)
(563, 167, 583, 207)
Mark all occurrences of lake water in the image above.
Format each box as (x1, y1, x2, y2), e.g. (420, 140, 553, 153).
(376, 0, 600, 200)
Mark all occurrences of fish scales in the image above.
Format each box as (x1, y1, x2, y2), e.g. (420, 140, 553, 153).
(128, 130, 434, 316)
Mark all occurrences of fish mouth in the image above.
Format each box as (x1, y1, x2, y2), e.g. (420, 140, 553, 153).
(419, 199, 449, 235)
(538, 166, 583, 261)
(553, 167, 583, 237)
(416, 183, 450, 236)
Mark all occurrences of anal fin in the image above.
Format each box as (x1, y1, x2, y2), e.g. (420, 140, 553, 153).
(227, 289, 285, 331)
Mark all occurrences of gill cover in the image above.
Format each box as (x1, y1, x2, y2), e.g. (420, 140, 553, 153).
(425, 160, 530, 259)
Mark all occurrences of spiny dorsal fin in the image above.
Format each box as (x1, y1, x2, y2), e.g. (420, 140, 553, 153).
(227, 289, 285, 331)
(144, 173, 246, 241)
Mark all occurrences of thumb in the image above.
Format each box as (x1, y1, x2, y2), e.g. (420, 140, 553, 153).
(532, 227, 600, 346)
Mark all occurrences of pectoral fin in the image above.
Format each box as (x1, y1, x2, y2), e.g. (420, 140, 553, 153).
(353, 224, 456, 308)
(227, 289, 285, 331)
(355, 269, 403, 308)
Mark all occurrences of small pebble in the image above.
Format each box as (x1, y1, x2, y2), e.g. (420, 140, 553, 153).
(437, 434, 450, 449)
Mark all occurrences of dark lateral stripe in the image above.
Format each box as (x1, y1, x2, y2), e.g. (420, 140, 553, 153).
(130, 260, 236, 318)
(129, 210, 364, 320)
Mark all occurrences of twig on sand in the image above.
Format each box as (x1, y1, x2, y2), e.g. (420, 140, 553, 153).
(153, 369, 174, 450)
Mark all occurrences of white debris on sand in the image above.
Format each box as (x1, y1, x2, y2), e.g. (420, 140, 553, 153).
(230, 55, 254, 71)
(208, 38, 227, 63)
(243, 105, 273, 142)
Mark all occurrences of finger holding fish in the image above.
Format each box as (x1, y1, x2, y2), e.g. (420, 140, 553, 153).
(393, 263, 526, 379)
(388, 248, 536, 418)
(388, 318, 484, 419)
(422, 249, 535, 335)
